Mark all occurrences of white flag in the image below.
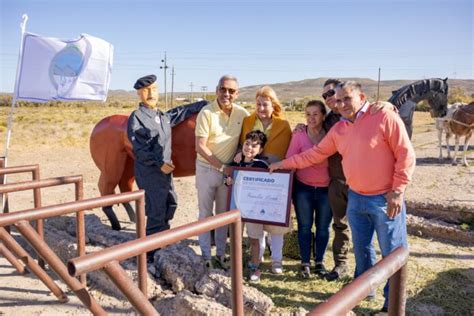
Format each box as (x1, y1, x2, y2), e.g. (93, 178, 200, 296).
(15, 33, 113, 102)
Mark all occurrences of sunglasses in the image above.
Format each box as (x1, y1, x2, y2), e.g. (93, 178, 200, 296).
(322, 89, 335, 100)
(219, 87, 238, 95)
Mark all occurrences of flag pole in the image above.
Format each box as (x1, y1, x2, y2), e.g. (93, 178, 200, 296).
(2, 14, 28, 212)
(4, 14, 28, 165)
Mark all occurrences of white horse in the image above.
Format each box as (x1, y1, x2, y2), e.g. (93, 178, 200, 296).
(436, 102, 474, 166)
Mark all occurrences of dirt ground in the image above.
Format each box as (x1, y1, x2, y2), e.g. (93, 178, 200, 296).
(0, 112, 473, 315)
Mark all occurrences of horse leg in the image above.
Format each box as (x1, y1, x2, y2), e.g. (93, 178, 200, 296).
(451, 135, 460, 165)
(119, 156, 136, 223)
(437, 126, 443, 161)
(462, 132, 471, 167)
(98, 173, 122, 231)
(98, 151, 129, 230)
(399, 100, 415, 139)
(446, 131, 452, 160)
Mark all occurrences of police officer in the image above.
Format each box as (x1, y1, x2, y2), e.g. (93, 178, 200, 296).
(127, 75, 207, 254)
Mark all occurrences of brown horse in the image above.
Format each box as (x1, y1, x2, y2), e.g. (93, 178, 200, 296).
(448, 102, 474, 166)
(90, 113, 198, 229)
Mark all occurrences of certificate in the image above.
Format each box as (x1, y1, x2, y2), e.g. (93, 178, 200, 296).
(227, 167, 293, 227)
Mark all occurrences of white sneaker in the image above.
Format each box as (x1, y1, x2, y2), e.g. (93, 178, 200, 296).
(271, 261, 283, 274)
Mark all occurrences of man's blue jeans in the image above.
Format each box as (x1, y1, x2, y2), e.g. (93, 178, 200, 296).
(293, 180, 332, 264)
(347, 189, 408, 308)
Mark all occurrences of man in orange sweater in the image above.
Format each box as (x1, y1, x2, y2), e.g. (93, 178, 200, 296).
(270, 81, 415, 312)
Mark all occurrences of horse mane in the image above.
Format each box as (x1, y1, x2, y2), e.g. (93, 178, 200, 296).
(388, 78, 448, 109)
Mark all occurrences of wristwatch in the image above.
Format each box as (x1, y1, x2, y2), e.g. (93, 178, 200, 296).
(392, 191, 403, 197)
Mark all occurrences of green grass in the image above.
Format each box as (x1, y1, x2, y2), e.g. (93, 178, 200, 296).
(243, 234, 473, 315)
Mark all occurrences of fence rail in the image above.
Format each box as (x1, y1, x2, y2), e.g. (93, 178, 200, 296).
(0, 189, 146, 315)
(309, 246, 409, 316)
(68, 209, 244, 316)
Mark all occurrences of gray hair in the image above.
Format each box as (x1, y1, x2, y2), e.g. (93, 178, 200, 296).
(217, 75, 239, 88)
(337, 81, 363, 93)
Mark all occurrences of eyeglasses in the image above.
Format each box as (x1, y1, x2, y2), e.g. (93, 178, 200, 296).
(219, 87, 238, 95)
(322, 89, 335, 100)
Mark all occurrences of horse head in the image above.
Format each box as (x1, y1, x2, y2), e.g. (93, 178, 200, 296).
(427, 90, 448, 118)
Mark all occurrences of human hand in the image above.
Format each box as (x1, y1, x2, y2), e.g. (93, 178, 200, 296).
(225, 176, 234, 186)
(292, 123, 306, 134)
(161, 162, 175, 174)
(268, 161, 284, 173)
(233, 152, 242, 164)
(370, 101, 395, 114)
(384, 191, 403, 219)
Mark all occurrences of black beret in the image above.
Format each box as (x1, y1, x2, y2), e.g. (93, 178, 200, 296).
(134, 74, 157, 90)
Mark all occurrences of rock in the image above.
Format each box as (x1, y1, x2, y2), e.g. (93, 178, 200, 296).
(47, 214, 136, 246)
(155, 242, 206, 292)
(406, 214, 474, 244)
(169, 290, 231, 316)
(406, 201, 474, 224)
(43, 219, 163, 298)
(196, 270, 274, 315)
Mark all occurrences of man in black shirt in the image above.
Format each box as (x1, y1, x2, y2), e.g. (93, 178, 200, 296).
(321, 78, 351, 281)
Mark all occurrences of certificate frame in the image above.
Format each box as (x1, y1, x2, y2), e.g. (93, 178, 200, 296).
(226, 167, 293, 227)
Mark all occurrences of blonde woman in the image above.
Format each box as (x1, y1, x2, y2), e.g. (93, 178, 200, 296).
(239, 86, 292, 282)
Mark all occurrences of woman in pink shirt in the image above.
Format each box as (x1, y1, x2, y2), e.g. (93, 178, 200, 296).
(286, 100, 331, 278)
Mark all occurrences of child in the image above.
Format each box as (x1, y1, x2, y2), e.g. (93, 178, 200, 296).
(226, 130, 271, 283)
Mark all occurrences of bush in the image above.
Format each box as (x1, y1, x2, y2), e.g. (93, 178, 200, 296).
(448, 87, 473, 104)
(414, 101, 431, 112)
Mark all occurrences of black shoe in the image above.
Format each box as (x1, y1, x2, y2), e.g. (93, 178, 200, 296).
(314, 262, 327, 278)
(324, 264, 349, 281)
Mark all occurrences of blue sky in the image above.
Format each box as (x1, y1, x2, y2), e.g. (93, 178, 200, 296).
(1, 0, 472, 93)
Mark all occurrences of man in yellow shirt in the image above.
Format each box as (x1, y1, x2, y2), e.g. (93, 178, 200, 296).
(195, 75, 249, 269)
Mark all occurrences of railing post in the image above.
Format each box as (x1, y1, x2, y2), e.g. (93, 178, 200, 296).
(31, 166, 45, 268)
(103, 260, 159, 316)
(388, 263, 408, 316)
(74, 177, 86, 285)
(136, 195, 147, 296)
(230, 217, 244, 316)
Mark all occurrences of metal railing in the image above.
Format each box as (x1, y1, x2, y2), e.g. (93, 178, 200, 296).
(68, 209, 244, 316)
(0, 190, 146, 315)
(309, 247, 409, 316)
(0, 164, 40, 233)
(0, 175, 83, 274)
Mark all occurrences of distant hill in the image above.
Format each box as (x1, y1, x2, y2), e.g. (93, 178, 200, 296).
(2, 78, 472, 104)
(236, 78, 474, 102)
(109, 77, 473, 103)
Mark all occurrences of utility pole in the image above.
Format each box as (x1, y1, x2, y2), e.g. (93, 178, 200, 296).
(201, 86, 207, 100)
(189, 82, 194, 101)
(160, 52, 169, 109)
(171, 66, 175, 107)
